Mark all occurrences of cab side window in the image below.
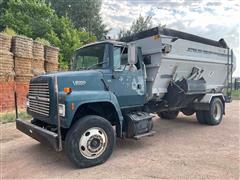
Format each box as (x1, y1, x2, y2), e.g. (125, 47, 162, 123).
(113, 47, 121, 70)
(113, 46, 140, 70)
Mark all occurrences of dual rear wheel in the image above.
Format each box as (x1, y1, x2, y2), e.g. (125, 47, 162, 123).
(158, 97, 224, 126)
(196, 98, 224, 125)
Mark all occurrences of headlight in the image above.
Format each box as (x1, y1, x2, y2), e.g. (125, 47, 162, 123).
(58, 104, 65, 117)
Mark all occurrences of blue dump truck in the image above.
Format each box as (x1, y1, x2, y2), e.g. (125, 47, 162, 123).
(16, 27, 236, 168)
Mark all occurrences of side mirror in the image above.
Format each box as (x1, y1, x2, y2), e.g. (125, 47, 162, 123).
(128, 43, 136, 65)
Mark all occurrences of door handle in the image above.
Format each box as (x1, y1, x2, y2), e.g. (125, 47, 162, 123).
(112, 74, 120, 79)
(112, 75, 117, 79)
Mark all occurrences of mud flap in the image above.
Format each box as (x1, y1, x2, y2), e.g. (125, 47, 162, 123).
(16, 119, 60, 151)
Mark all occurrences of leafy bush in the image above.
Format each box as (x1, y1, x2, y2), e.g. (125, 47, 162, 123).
(1, 27, 16, 36)
(35, 37, 51, 46)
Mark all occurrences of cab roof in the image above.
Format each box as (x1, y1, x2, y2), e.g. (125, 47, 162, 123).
(76, 40, 126, 51)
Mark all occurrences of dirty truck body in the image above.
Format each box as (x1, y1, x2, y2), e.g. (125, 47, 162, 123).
(16, 27, 236, 168)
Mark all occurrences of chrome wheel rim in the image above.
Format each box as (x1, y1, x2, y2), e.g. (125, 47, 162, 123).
(79, 127, 108, 159)
(213, 103, 221, 121)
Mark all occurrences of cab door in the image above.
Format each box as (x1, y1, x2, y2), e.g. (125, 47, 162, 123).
(110, 46, 146, 107)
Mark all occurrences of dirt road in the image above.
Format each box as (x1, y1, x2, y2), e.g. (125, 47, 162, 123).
(1, 101, 239, 179)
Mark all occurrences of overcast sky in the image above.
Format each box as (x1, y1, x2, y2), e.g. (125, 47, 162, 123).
(100, 0, 240, 76)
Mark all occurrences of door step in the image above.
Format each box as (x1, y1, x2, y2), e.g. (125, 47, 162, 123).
(133, 131, 156, 140)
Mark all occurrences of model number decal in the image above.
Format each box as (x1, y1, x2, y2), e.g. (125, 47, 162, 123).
(187, 48, 227, 57)
(73, 80, 86, 86)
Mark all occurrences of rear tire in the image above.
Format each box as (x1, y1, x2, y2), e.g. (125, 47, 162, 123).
(196, 98, 223, 125)
(196, 111, 207, 124)
(158, 111, 179, 120)
(205, 98, 223, 125)
(65, 115, 115, 168)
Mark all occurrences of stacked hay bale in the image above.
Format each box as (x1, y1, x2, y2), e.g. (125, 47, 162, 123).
(44, 45, 59, 72)
(0, 33, 15, 112)
(32, 41, 45, 76)
(0, 33, 12, 51)
(12, 36, 33, 108)
(0, 52, 15, 82)
(0, 33, 14, 81)
(1, 34, 60, 112)
(12, 36, 33, 82)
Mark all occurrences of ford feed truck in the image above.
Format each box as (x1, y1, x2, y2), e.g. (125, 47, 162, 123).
(16, 27, 236, 168)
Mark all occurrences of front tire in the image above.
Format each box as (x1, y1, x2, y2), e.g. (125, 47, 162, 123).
(65, 115, 115, 168)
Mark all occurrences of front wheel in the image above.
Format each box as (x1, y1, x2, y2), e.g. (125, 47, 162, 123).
(65, 115, 115, 168)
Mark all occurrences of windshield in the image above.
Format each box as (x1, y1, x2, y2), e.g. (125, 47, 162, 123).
(72, 43, 109, 70)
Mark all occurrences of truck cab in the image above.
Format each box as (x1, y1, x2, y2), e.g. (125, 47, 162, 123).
(72, 41, 146, 107)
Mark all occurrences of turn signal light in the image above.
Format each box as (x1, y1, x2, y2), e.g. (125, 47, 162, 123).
(64, 87, 72, 94)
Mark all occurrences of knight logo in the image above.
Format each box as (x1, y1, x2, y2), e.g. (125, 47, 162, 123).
(73, 80, 86, 86)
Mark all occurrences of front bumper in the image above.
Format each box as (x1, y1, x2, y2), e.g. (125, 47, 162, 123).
(16, 119, 61, 151)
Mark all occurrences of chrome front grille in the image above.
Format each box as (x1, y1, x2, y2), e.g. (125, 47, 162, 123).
(28, 82, 50, 116)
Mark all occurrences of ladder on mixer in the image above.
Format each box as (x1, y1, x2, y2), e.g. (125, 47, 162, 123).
(226, 48, 233, 102)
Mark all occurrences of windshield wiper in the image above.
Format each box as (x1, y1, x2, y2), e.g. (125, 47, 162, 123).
(87, 61, 107, 70)
(75, 66, 86, 71)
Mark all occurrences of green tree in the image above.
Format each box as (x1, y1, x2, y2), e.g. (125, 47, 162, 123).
(1, 0, 54, 38)
(0, 0, 8, 30)
(47, 0, 108, 39)
(0, 0, 96, 69)
(119, 15, 153, 38)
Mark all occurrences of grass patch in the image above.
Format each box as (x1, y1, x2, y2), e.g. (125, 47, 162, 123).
(232, 90, 240, 100)
(0, 111, 32, 123)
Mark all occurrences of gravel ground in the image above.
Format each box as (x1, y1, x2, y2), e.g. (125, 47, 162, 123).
(1, 101, 239, 179)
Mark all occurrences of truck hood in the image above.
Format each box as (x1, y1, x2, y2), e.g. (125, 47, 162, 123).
(43, 70, 103, 78)
(37, 70, 106, 92)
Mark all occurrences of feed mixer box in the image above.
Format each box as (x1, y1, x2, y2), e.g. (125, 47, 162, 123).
(120, 27, 236, 101)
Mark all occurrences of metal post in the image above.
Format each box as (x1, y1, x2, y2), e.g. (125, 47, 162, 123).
(13, 54, 18, 119)
(14, 90, 18, 119)
(54, 76, 62, 151)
